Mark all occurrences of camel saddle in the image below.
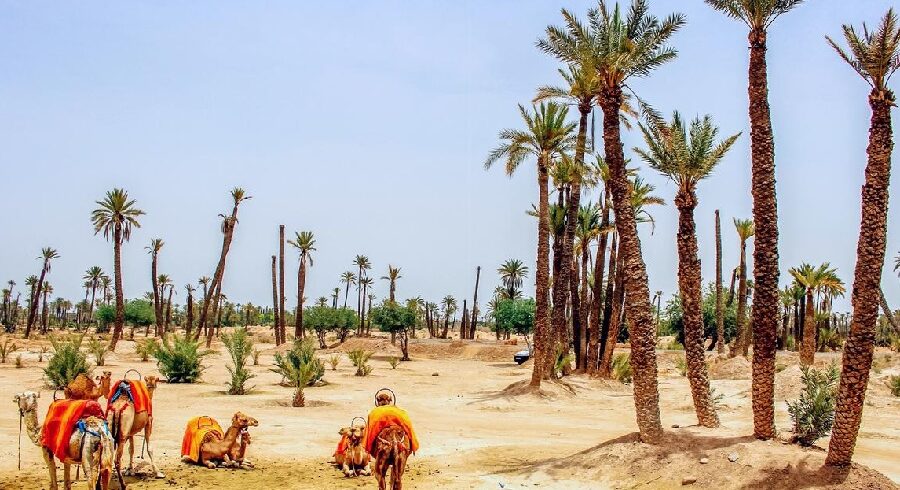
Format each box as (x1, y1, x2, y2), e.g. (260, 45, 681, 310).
(364, 406, 420, 455)
(106, 380, 152, 415)
(41, 399, 105, 460)
(181, 416, 224, 464)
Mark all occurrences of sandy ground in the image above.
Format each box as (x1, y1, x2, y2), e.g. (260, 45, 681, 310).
(0, 330, 898, 489)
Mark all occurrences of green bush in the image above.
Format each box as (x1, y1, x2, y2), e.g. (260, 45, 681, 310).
(817, 327, 843, 352)
(153, 334, 212, 383)
(328, 353, 341, 370)
(0, 339, 18, 363)
(388, 356, 400, 369)
(785, 334, 796, 351)
(787, 364, 839, 446)
(222, 327, 255, 395)
(95, 305, 115, 329)
(125, 299, 155, 327)
(348, 349, 374, 376)
(612, 353, 632, 384)
(491, 298, 535, 336)
(44, 335, 91, 389)
(272, 338, 325, 387)
(135, 338, 160, 362)
(303, 306, 358, 346)
(86, 338, 107, 366)
(889, 376, 900, 397)
(663, 284, 738, 346)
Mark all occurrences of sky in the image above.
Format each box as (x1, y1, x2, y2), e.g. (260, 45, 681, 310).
(1, 1, 899, 314)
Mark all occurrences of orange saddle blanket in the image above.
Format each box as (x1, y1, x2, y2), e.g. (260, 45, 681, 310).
(106, 380, 152, 415)
(181, 416, 224, 464)
(364, 406, 420, 455)
(41, 399, 105, 461)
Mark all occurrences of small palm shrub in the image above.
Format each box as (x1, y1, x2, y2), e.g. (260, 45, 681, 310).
(15, 355, 24, 368)
(222, 327, 255, 395)
(347, 349, 373, 377)
(38, 345, 49, 363)
(612, 353, 632, 384)
(135, 338, 159, 362)
(271, 338, 322, 407)
(674, 356, 687, 377)
(388, 356, 400, 369)
(251, 348, 262, 366)
(272, 338, 325, 387)
(153, 334, 212, 383)
(787, 364, 839, 446)
(889, 376, 900, 397)
(328, 353, 341, 371)
(0, 339, 18, 363)
(785, 335, 796, 351)
(44, 335, 91, 389)
(86, 338, 108, 366)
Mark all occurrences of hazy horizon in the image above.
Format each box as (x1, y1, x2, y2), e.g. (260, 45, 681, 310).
(2, 0, 899, 314)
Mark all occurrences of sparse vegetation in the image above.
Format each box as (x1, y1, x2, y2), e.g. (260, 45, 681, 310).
(348, 349, 373, 377)
(38, 345, 49, 362)
(675, 356, 687, 377)
(271, 338, 322, 407)
(787, 364, 839, 446)
(86, 337, 107, 366)
(135, 338, 160, 362)
(612, 354, 632, 384)
(252, 348, 262, 366)
(222, 327, 255, 395)
(328, 353, 341, 371)
(44, 335, 90, 389)
(15, 355, 23, 368)
(388, 356, 400, 369)
(0, 339, 18, 363)
(889, 376, 900, 397)
(153, 334, 212, 383)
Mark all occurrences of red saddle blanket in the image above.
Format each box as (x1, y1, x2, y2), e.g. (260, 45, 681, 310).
(364, 406, 420, 455)
(106, 380, 152, 415)
(41, 399, 105, 461)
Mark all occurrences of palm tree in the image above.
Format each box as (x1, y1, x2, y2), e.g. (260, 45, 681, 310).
(270, 255, 280, 338)
(145, 238, 164, 338)
(184, 284, 196, 336)
(779, 285, 795, 349)
(381, 265, 402, 303)
(158, 274, 173, 333)
(587, 157, 613, 374)
(359, 276, 374, 332)
(25, 247, 59, 338)
(92, 188, 144, 350)
(825, 9, 900, 466)
(498, 259, 529, 300)
(575, 204, 601, 368)
(278, 225, 286, 345)
(353, 255, 371, 331)
(341, 271, 357, 308)
(441, 295, 458, 339)
(636, 111, 740, 428)
(100, 274, 111, 305)
(40, 282, 52, 334)
(288, 231, 315, 339)
(715, 210, 725, 353)
(485, 101, 575, 388)
(315, 296, 328, 307)
(790, 263, 836, 365)
(331, 287, 340, 309)
(731, 218, 755, 358)
(706, 0, 804, 442)
(198, 187, 250, 347)
(83, 266, 104, 327)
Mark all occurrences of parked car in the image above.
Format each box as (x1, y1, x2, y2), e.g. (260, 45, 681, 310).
(513, 349, 531, 365)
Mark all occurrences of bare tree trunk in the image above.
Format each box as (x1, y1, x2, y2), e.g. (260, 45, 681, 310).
(278, 225, 286, 344)
(588, 198, 610, 375)
(470, 266, 481, 340)
(715, 210, 725, 353)
(271, 255, 280, 344)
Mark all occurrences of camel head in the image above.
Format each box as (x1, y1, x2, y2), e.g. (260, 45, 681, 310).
(13, 391, 39, 414)
(339, 424, 366, 445)
(231, 412, 259, 430)
(145, 375, 159, 394)
(95, 371, 112, 391)
(376, 392, 393, 406)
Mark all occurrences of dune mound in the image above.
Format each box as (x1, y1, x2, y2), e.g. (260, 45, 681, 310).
(709, 355, 752, 380)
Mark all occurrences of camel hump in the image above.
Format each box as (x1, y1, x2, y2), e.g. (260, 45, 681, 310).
(64, 374, 98, 400)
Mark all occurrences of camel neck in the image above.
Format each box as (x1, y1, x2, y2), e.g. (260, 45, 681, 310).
(222, 425, 241, 445)
(22, 408, 41, 446)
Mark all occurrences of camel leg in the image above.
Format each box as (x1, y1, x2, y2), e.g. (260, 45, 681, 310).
(124, 436, 135, 475)
(113, 435, 127, 486)
(43, 448, 60, 490)
(360, 460, 371, 476)
(393, 454, 407, 490)
(63, 462, 72, 490)
(145, 419, 165, 478)
(81, 455, 94, 490)
(373, 458, 387, 490)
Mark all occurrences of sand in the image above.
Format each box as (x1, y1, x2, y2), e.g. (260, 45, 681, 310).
(0, 331, 897, 489)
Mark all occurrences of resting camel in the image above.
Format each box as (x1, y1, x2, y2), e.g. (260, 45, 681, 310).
(14, 391, 114, 490)
(64, 372, 112, 401)
(228, 428, 253, 468)
(368, 391, 417, 490)
(198, 412, 259, 468)
(335, 422, 370, 477)
(107, 375, 163, 481)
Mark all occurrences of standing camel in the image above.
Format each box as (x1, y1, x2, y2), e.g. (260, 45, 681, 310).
(13, 392, 114, 490)
(106, 376, 163, 481)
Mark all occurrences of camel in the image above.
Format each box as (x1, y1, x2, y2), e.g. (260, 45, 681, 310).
(64, 372, 112, 402)
(368, 391, 414, 490)
(197, 412, 259, 468)
(13, 391, 114, 490)
(106, 375, 162, 482)
(335, 423, 371, 477)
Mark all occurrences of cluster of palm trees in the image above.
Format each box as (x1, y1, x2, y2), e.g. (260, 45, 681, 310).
(486, 0, 900, 466)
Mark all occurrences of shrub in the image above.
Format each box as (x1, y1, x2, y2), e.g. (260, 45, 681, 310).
(15, 355, 24, 369)
(272, 338, 325, 388)
(785, 335, 796, 351)
(86, 338, 107, 367)
(889, 376, 900, 397)
(44, 335, 91, 389)
(95, 305, 115, 330)
(328, 353, 340, 371)
(388, 356, 400, 369)
(0, 339, 18, 363)
(675, 356, 687, 377)
(222, 327, 255, 395)
(889, 333, 900, 353)
(347, 349, 374, 377)
(491, 298, 535, 337)
(612, 354, 632, 384)
(303, 306, 358, 347)
(135, 338, 160, 362)
(38, 345, 49, 363)
(271, 338, 322, 407)
(371, 301, 416, 360)
(153, 334, 212, 383)
(787, 364, 839, 446)
(124, 299, 155, 327)
(252, 348, 262, 366)
(817, 328, 842, 352)
(554, 350, 574, 376)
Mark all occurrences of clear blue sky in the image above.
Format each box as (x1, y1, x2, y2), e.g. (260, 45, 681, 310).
(1, 1, 898, 313)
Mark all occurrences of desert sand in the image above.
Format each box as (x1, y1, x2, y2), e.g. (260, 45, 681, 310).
(0, 330, 897, 489)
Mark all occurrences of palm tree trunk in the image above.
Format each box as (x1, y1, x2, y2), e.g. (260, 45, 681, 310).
(470, 266, 481, 340)
(577, 244, 590, 370)
(799, 289, 816, 365)
(198, 204, 241, 343)
(40, 289, 49, 334)
(600, 248, 625, 377)
(151, 254, 161, 337)
(588, 198, 611, 374)
(878, 287, 899, 333)
(676, 192, 719, 427)
(600, 87, 663, 442)
(25, 263, 47, 338)
(109, 226, 125, 350)
(459, 300, 468, 341)
(296, 259, 306, 339)
(185, 290, 194, 336)
(271, 255, 280, 344)
(731, 240, 749, 357)
(165, 286, 173, 332)
(826, 90, 893, 466)
(530, 157, 552, 388)
(278, 225, 286, 344)
(715, 210, 725, 353)
(598, 233, 618, 374)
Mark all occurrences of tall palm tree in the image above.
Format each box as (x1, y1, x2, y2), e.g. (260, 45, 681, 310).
(288, 231, 315, 339)
(278, 225, 286, 345)
(789, 263, 836, 365)
(731, 218, 755, 358)
(359, 276, 374, 332)
(83, 266, 104, 327)
(706, 0, 804, 442)
(575, 204, 601, 368)
(158, 274, 173, 333)
(331, 287, 340, 309)
(441, 295, 458, 339)
(145, 238, 164, 338)
(92, 188, 144, 349)
(315, 296, 328, 307)
(636, 111, 740, 428)
(39, 282, 52, 333)
(100, 274, 111, 305)
(587, 157, 613, 374)
(341, 271, 357, 308)
(198, 187, 250, 347)
(353, 255, 371, 329)
(485, 101, 575, 388)
(715, 210, 725, 353)
(184, 283, 195, 336)
(498, 259, 530, 300)
(25, 247, 59, 338)
(825, 9, 900, 466)
(381, 265, 402, 303)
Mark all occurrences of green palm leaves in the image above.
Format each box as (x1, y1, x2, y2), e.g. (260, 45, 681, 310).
(498, 259, 530, 300)
(827, 8, 900, 94)
(91, 188, 145, 241)
(734, 218, 755, 241)
(705, 0, 804, 29)
(288, 231, 316, 266)
(485, 103, 577, 175)
(789, 263, 844, 298)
